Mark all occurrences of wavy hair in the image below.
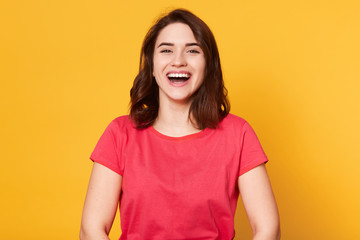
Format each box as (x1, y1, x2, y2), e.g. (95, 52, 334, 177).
(130, 9, 230, 129)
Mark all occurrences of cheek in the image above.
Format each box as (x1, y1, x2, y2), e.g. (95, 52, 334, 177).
(152, 63, 164, 84)
(153, 56, 169, 71)
(197, 60, 206, 78)
(153, 65, 161, 78)
(191, 56, 206, 73)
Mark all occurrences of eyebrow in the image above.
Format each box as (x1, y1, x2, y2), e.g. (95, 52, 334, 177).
(157, 42, 200, 48)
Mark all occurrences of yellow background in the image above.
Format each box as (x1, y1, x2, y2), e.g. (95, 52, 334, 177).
(1, 0, 359, 239)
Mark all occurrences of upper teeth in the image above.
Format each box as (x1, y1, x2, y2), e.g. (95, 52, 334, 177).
(168, 73, 190, 78)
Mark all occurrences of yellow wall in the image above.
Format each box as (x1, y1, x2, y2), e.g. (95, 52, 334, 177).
(1, 0, 359, 239)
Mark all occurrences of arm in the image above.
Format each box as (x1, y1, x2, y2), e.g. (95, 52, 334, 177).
(238, 164, 280, 240)
(80, 162, 123, 240)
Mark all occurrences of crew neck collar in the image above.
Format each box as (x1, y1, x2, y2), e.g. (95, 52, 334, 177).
(149, 125, 210, 142)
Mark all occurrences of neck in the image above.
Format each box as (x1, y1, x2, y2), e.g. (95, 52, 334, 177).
(153, 98, 200, 137)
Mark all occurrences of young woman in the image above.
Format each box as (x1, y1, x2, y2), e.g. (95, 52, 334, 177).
(80, 9, 280, 240)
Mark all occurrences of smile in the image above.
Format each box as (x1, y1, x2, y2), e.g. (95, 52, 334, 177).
(167, 72, 191, 83)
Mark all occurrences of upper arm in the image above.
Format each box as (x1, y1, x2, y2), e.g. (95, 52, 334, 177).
(81, 162, 123, 237)
(238, 163, 280, 237)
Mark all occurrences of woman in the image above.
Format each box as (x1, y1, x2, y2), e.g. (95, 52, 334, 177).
(80, 9, 280, 240)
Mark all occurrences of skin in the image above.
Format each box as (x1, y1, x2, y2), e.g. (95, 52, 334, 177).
(239, 164, 281, 239)
(80, 163, 122, 240)
(80, 22, 280, 239)
(152, 22, 206, 137)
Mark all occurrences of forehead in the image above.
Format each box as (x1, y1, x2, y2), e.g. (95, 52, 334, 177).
(155, 22, 197, 45)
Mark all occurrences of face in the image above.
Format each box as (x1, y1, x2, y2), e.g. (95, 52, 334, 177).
(153, 22, 206, 104)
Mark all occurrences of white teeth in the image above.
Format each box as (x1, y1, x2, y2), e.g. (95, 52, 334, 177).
(167, 73, 190, 78)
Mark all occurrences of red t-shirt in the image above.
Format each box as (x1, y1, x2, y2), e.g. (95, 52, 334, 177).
(90, 113, 268, 240)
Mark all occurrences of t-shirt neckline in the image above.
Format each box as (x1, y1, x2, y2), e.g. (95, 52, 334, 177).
(149, 125, 210, 142)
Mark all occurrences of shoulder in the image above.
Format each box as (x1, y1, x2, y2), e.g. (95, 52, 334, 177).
(215, 113, 260, 140)
(104, 115, 136, 136)
(110, 115, 133, 128)
(218, 113, 248, 130)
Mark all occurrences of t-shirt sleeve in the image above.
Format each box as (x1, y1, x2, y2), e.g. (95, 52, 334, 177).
(238, 121, 269, 176)
(90, 120, 124, 176)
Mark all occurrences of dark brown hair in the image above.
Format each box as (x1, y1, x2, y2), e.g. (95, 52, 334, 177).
(130, 9, 230, 129)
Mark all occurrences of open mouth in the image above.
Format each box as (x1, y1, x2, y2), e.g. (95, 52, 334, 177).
(167, 73, 191, 83)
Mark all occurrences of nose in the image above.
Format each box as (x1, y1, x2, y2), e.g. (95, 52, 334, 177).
(171, 52, 187, 67)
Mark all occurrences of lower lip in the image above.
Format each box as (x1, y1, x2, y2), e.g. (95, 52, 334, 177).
(167, 77, 191, 87)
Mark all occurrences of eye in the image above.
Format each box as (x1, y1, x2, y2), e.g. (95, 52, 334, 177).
(160, 49, 172, 53)
(188, 49, 200, 54)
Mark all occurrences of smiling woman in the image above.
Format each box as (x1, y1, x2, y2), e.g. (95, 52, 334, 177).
(80, 9, 280, 240)
(129, 9, 229, 131)
(153, 23, 206, 109)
